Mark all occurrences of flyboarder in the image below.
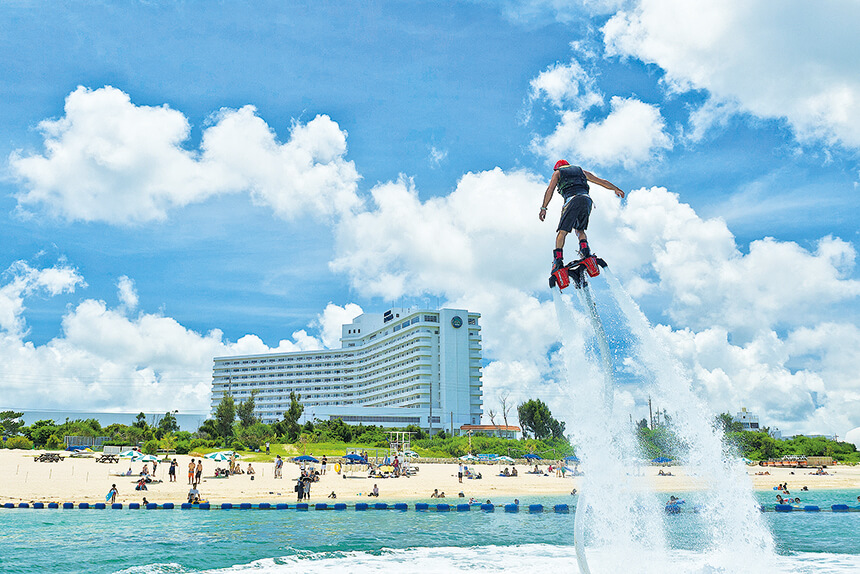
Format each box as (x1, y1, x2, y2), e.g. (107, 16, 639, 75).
(538, 160, 625, 276)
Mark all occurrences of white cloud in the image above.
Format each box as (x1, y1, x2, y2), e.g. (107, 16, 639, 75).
(312, 302, 364, 349)
(529, 60, 603, 110)
(603, 0, 860, 149)
(0, 261, 333, 413)
(116, 276, 138, 311)
(495, 0, 628, 23)
(429, 146, 448, 167)
(9, 86, 361, 224)
(532, 96, 673, 168)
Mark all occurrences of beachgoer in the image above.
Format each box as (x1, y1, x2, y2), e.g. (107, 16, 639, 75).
(458, 492, 465, 498)
(513, 499, 519, 506)
(540, 160, 625, 274)
(188, 486, 200, 504)
(328, 491, 337, 499)
(247, 463, 255, 475)
(275, 455, 283, 479)
(321, 455, 327, 475)
(296, 479, 304, 501)
(458, 462, 464, 483)
(195, 460, 203, 487)
(265, 442, 270, 455)
(135, 478, 147, 491)
(439, 492, 446, 498)
(188, 459, 195, 485)
(142, 497, 148, 505)
(108, 484, 118, 503)
(152, 460, 158, 475)
(511, 467, 518, 477)
(431, 489, 439, 498)
(370, 484, 379, 497)
(169, 459, 177, 482)
(485, 499, 492, 505)
(141, 463, 149, 477)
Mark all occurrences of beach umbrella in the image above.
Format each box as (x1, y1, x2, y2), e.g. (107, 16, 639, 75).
(477, 454, 499, 461)
(342, 453, 365, 462)
(459, 454, 477, 461)
(118, 450, 138, 459)
(205, 451, 238, 462)
(137, 454, 159, 462)
(651, 457, 672, 464)
(523, 454, 542, 460)
(293, 455, 319, 463)
(496, 456, 515, 463)
(564, 455, 580, 462)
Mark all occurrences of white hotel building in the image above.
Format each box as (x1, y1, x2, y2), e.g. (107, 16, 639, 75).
(211, 308, 483, 433)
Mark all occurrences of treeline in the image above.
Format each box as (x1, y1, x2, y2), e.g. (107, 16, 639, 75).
(635, 413, 860, 463)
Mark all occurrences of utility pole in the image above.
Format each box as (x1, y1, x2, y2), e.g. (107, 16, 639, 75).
(648, 396, 653, 430)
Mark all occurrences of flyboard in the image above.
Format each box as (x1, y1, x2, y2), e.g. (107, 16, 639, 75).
(551, 253, 616, 574)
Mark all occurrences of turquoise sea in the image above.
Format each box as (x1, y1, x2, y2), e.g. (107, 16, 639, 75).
(1, 491, 858, 573)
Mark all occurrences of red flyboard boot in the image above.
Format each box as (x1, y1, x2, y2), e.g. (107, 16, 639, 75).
(583, 256, 600, 278)
(552, 266, 571, 290)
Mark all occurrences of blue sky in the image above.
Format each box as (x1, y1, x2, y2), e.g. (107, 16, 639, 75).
(1, 1, 859, 441)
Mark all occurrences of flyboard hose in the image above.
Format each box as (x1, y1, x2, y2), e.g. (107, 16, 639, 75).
(558, 278, 615, 574)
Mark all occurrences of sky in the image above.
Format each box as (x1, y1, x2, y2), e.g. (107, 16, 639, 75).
(1, 0, 859, 444)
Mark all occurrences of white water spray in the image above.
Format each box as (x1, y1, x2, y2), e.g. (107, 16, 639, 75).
(553, 269, 785, 573)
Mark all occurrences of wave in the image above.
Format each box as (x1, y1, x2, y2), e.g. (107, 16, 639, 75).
(117, 544, 860, 574)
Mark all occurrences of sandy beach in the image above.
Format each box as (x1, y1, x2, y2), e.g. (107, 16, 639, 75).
(0, 450, 857, 505)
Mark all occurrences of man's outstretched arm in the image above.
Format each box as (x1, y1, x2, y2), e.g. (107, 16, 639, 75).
(584, 170, 625, 198)
(539, 170, 560, 221)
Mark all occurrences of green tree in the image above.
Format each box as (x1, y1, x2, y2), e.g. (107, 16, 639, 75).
(25, 420, 58, 446)
(214, 394, 236, 439)
(236, 391, 259, 428)
(272, 391, 303, 442)
(0, 411, 25, 437)
(517, 399, 565, 440)
(133, 412, 148, 430)
(715, 412, 744, 434)
(6, 436, 34, 449)
(158, 412, 180, 435)
(197, 419, 219, 439)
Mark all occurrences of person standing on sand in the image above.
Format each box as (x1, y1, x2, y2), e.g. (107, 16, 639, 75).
(321, 455, 327, 475)
(168, 459, 177, 482)
(458, 462, 464, 483)
(195, 460, 203, 487)
(539, 159, 625, 275)
(188, 459, 195, 485)
(108, 484, 118, 503)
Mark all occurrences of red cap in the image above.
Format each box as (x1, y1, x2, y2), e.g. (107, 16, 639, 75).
(554, 160, 570, 170)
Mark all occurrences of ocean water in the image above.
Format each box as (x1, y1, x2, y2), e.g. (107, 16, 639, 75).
(1, 492, 858, 574)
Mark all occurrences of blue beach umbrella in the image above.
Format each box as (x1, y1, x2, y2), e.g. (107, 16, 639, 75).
(523, 454, 542, 460)
(342, 453, 365, 462)
(563, 455, 580, 462)
(652, 457, 672, 464)
(293, 455, 319, 463)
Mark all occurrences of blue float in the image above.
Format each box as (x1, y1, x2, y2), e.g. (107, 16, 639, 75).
(804, 505, 820, 512)
(18, 503, 30, 509)
(296, 503, 309, 511)
(504, 504, 518, 513)
(145, 503, 158, 510)
(3, 503, 13, 509)
(436, 503, 450, 512)
(774, 504, 793, 512)
(334, 503, 347, 511)
(554, 504, 570, 514)
(832, 504, 849, 512)
(415, 503, 429, 511)
(181, 503, 193, 509)
(94, 503, 106, 510)
(221, 503, 233, 510)
(456, 504, 470, 512)
(48, 503, 59, 509)
(33, 503, 44, 509)
(111, 503, 123, 509)
(374, 503, 388, 510)
(315, 503, 328, 510)
(529, 504, 543, 514)
(394, 503, 408, 511)
(275, 503, 288, 510)
(199, 503, 210, 510)
(239, 503, 251, 510)
(258, 503, 271, 509)
(162, 503, 174, 509)
(129, 503, 140, 509)
(481, 503, 494, 512)
(63, 503, 74, 509)
(355, 503, 368, 511)
(78, 503, 90, 509)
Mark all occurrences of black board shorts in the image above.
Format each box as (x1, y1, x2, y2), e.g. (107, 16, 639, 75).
(557, 194, 592, 233)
